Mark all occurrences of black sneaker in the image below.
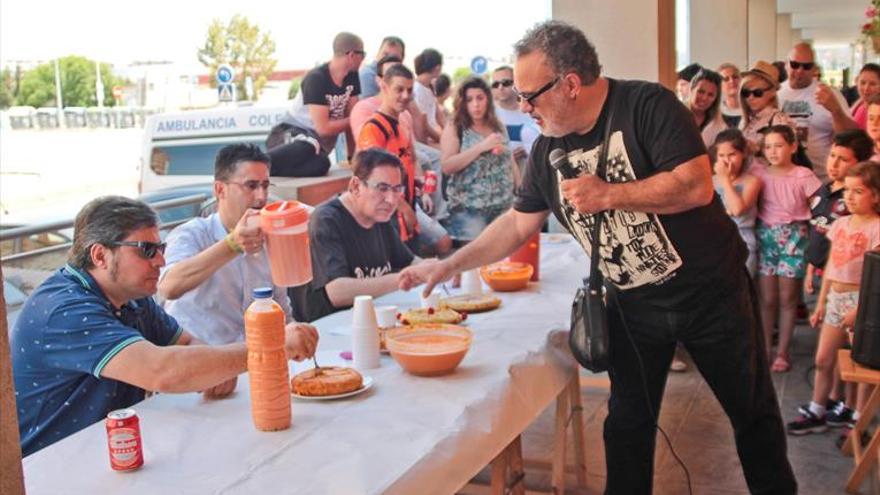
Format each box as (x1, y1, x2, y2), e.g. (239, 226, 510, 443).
(797, 399, 838, 417)
(787, 411, 828, 435)
(826, 402, 854, 427)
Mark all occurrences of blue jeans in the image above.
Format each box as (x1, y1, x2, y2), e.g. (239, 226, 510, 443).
(603, 269, 796, 494)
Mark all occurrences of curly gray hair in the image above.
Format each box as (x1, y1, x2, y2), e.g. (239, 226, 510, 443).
(513, 20, 601, 85)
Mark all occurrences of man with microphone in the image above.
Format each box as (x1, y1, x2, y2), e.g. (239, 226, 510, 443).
(399, 21, 795, 494)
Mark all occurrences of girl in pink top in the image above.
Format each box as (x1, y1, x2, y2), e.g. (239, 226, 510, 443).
(751, 125, 822, 372)
(786, 162, 880, 434)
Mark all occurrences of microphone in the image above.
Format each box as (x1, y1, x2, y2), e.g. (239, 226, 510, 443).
(549, 148, 579, 179)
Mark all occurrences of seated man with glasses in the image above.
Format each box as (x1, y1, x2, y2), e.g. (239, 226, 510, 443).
(159, 144, 297, 350)
(12, 195, 318, 456)
(291, 148, 426, 321)
(491, 65, 540, 165)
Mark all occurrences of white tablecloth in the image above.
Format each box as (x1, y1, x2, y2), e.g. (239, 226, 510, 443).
(23, 235, 588, 495)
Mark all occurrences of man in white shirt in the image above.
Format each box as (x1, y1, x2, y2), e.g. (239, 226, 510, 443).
(491, 65, 540, 164)
(412, 48, 444, 144)
(159, 144, 295, 344)
(778, 42, 857, 180)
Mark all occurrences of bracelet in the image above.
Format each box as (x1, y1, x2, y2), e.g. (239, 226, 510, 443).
(224, 233, 243, 254)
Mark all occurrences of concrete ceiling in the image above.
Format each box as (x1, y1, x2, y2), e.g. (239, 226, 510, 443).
(777, 0, 867, 46)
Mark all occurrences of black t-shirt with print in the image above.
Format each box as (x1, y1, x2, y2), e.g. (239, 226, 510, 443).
(300, 63, 361, 150)
(514, 79, 746, 310)
(291, 197, 414, 321)
(807, 183, 848, 268)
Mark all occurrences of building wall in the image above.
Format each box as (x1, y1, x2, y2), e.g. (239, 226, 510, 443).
(690, 0, 748, 70)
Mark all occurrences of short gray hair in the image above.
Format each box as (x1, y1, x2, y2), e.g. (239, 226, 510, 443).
(68, 196, 158, 270)
(513, 20, 601, 85)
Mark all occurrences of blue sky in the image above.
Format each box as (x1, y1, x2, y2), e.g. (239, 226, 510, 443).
(1, 0, 552, 72)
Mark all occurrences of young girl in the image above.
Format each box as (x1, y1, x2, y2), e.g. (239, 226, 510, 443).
(751, 125, 822, 372)
(712, 129, 762, 277)
(787, 162, 880, 434)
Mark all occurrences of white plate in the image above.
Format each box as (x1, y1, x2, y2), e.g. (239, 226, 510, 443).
(291, 376, 374, 401)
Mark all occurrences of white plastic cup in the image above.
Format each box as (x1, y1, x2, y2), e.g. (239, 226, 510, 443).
(461, 269, 483, 295)
(421, 292, 441, 309)
(375, 305, 398, 328)
(352, 295, 380, 369)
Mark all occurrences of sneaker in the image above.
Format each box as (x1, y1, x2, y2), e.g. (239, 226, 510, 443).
(787, 410, 828, 435)
(797, 399, 839, 417)
(826, 402, 854, 427)
(835, 424, 870, 450)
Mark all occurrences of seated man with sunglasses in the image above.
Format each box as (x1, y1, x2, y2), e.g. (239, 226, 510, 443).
(291, 148, 425, 321)
(160, 144, 294, 347)
(491, 65, 540, 165)
(11, 196, 318, 456)
(778, 42, 857, 181)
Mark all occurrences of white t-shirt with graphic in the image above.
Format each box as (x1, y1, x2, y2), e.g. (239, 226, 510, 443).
(778, 80, 849, 175)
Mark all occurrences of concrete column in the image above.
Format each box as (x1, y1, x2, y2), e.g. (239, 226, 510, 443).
(690, 0, 748, 70)
(776, 14, 793, 61)
(553, 0, 659, 81)
(748, 0, 777, 64)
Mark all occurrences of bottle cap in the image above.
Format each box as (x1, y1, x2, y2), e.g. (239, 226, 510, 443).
(252, 287, 273, 299)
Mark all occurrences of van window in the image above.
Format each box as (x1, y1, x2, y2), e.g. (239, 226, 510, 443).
(149, 138, 266, 176)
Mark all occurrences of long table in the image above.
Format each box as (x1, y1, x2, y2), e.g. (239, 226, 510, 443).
(22, 235, 588, 494)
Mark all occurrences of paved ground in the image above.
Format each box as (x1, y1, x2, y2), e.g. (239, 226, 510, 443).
(467, 320, 865, 494)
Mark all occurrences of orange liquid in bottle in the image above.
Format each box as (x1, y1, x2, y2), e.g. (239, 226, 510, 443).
(508, 231, 540, 281)
(244, 289, 291, 431)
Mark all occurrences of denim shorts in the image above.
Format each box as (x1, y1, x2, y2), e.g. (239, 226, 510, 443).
(824, 289, 859, 328)
(757, 221, 809, 278)
(416, 205, 448, 247)
(441, 205, 508, 242)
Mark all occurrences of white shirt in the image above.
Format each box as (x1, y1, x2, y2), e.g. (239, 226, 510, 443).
(413, 81, 439, 130)
(161, 213, 292, 345)
(495, 106, 540, 154)
(778, 80, 849, 177)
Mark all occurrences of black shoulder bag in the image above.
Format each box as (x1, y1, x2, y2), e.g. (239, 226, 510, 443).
(569, 111, 614, 372)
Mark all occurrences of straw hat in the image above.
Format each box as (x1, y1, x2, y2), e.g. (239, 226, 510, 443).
(742, 60, 780, 89)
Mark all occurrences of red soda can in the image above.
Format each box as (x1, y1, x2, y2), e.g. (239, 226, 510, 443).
(423, 170, 438, 194)
(106, 408, 144, 471)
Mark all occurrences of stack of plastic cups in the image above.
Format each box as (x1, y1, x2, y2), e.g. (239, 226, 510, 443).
(375, 305, 398, 328)
(351, 295, 381, 369)
(460, 269, 483, 296)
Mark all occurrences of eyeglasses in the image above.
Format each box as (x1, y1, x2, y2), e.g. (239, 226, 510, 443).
(789, 60, 815, 71)
(740, 87, 771, 98)
(110, 241, 167, 259)
(348, 50, 367, 56)
(226, 180, 274, 191)
(514, 77, 560, 107)
(363, 180, 405, 195)
(491, 79, 513, 89)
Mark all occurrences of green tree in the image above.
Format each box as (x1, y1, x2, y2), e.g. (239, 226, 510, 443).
(288, 77, 302, 100)
(197, 14, 277, 101)
(16, 56, 124, 108)
(0, 69, 15, 109)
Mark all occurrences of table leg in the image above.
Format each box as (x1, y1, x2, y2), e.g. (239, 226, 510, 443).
(567, 373, 588, 486)
(551, 381, 570, 494)
(509, 436, 525, 495)
(490, 444, 509, 495)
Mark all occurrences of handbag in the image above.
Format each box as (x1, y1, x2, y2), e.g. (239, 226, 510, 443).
(569, 110, 614, 372)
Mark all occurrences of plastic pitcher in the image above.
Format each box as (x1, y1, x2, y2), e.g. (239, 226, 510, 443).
(260, 200, 313, 287)
(508, 231, 540, 281)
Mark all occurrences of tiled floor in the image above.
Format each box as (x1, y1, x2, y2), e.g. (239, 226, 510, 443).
(467, 320, 867, 494)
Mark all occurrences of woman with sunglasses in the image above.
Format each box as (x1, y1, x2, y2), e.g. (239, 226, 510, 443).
(687, 69, 726, 147)
(439, 77, 518, 243)
(738, 60, 796, 155)
(850, 64, 880, 130)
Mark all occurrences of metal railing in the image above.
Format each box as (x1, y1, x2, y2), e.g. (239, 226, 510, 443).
(0, 194, 208, 263)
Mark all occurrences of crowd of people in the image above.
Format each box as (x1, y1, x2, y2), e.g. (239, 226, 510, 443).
(9, 20, 880, 494)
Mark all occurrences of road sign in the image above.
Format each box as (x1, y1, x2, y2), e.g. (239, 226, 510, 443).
(216, 64, 235, 84)
(470, 56, 488, 75)
(218, 83, 235, 102)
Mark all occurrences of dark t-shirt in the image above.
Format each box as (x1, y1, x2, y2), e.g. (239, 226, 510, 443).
(292, 197, 414, 321)
(298, 63, 361, 151)
(807, 183, 848, 267)
(514, 79, 746, 310)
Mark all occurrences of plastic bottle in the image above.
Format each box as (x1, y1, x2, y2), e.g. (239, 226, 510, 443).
(244, 287, 291, 431)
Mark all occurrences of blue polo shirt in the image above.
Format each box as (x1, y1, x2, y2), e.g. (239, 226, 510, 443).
(12, 264, 182, 456)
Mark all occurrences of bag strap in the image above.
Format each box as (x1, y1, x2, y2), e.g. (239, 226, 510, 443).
(588, 109, 614, 292)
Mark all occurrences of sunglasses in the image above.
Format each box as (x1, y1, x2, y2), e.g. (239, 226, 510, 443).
(514, 77, 560, 106)
(226, 180, 274, 191)
(740, 87, 771, 98)
(491, 79, 513, 89)
(110, 241, 167, 259)
(789, 60, 815, 71)
(363, 179, 405, 195)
